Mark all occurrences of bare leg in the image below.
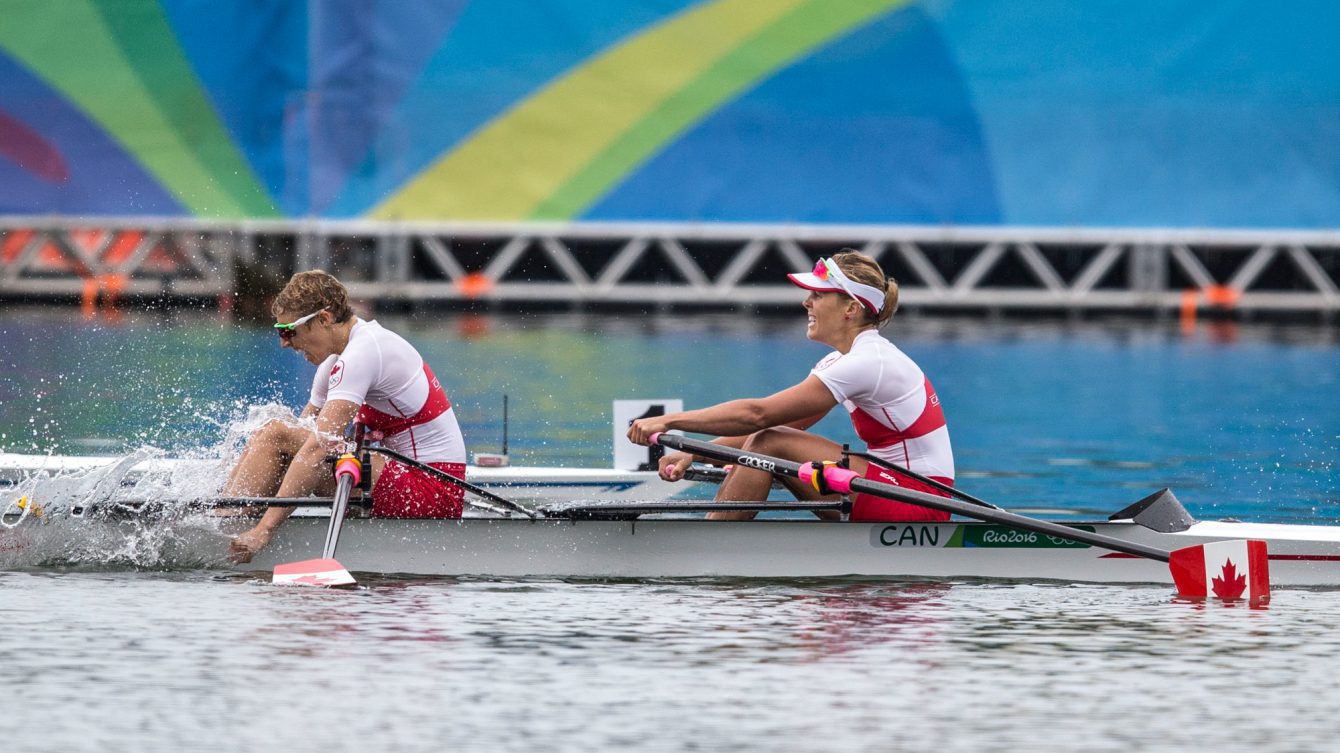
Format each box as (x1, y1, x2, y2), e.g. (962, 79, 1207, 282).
(222, 419, 313, 497)
(707, 426, 869, 521)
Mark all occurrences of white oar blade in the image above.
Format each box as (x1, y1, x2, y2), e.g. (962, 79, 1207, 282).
(273, 558, 356, 587)
(1168, 539, 1269, 603)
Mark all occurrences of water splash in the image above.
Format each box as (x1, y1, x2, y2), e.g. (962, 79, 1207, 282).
(3, 448, 161, 518)
(0, 402, 311, 571)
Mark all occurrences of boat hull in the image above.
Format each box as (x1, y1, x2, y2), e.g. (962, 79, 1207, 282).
(215, 517, 1340, 585)
(6, 452, 1340, 586)
(4, 514, 1340, 585)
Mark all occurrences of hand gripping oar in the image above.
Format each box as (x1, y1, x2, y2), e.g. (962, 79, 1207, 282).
(366, 446, 537, 519)
(651, 433, 1270, 602)
(272, 453, 362, 587)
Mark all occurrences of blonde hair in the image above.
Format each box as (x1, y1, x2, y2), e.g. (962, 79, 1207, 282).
(272, 270, 353, 323)
(832, 249, 898, 327)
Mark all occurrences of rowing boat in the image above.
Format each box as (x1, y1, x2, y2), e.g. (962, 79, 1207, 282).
(3, 487, 1338, 586)
(0, 452, 691, 503)
(4, 438, 1336, 591)
(230, 512, 1340, 585)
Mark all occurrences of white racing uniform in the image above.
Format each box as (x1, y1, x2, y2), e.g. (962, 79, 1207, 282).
(812, 329, 955, 520)
(308, 318, 466, 464)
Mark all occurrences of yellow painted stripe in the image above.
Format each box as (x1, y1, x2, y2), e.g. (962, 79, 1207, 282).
(532, 0, 908, 219)
(373, 0, 810, 220)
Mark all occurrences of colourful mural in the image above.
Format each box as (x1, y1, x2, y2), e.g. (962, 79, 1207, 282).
(0, 0, 1335, 227)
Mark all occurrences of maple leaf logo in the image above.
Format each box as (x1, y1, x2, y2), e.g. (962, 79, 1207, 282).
(1211, 558, 1247, 600)
(287, 574, 338, 586)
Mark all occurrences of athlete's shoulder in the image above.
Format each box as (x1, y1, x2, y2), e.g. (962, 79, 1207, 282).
(853, 329, 895, 352)
(346, 317, 379, 340)
(860, 330, 915, 363)
(342, 318, 390, 352)
(359, 318, 419, 350)
(813, 350, 843, 372)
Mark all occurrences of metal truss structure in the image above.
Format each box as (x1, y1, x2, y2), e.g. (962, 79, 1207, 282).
(2, 218, 1338, 317)
(0, 220, 239, 300)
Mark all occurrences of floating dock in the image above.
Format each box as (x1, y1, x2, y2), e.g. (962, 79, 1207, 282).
(2, 218, 1337, 318)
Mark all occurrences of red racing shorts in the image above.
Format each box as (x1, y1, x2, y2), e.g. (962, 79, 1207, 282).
(850, 464, 953, 523)
(371, 460, 466, 519)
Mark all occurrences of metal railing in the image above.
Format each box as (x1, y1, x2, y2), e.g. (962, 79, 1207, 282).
(2, 217, 1338, 316)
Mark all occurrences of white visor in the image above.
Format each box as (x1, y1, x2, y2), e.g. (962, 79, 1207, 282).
(786, 258, 885, 315)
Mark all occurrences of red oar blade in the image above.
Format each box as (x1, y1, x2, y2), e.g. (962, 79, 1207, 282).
(273, 558, 356, 587)
(1168, 540, 1269, 604)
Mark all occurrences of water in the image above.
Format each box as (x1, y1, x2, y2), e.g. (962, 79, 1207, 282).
(2, 305, 1339, 752)
(2, 305, 1336, 519)
(8, 571, 1340, 753)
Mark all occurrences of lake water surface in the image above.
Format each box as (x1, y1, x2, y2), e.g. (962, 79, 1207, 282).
(1, 305, 1338, 752)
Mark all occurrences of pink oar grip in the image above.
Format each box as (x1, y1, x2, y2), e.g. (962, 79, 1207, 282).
(799, 462, 859, 494)
(822, 466, 859, 494)
(334, 454, 362, 484)
(648, 432, 663, 445)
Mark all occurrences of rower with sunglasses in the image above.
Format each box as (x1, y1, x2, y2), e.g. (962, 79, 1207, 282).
(226, 270, 467, 563)
(626, 250, 955, 521)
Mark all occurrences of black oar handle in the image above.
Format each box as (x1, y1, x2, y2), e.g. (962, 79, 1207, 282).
(367, 447, 537, 519)
(652, 433, 1171, 563)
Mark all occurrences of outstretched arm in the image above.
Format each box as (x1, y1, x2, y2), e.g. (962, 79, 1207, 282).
(627, 375, 836, 446)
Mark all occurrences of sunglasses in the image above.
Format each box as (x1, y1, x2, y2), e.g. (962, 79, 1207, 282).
(273, 308, 326, 340)
(812, 257, 838, 281)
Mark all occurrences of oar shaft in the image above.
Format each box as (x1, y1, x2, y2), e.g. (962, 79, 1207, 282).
(541, 500, 846, 518)
(321, 468, 356, 559)
(104, 497, 356, 509)
(367, 447, 537, 519)
(850, 451, 1000, 510)
(655, 434, 1170, 563)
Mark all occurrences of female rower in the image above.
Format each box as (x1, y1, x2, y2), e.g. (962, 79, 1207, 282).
(626, 250, 954, 521)
(227, 270, 467, 562)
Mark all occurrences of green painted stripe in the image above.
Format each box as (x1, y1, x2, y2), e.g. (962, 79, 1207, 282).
(531, 0, 908, 220)
(0, 0, 276, 217)
(373, 0, 811, 220)
(374, 0, 906, 221)
(90, 0, 277, 217)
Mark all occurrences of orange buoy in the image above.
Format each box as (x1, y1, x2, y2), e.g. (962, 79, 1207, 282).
(457, 271, 495, 299)
(1203, 285, 1240, 309)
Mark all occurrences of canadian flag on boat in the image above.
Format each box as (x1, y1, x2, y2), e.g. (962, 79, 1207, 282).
(273, 558, 356, 587)
(1168, 540, 1269, 603)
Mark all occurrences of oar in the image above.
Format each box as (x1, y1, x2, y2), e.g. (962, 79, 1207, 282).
(683, 465, 785, 490)
(74, 496, 368, 514)
(272, 453, 362, 587)
(539, 499, 847, 519)
(844, 449, 1001, 510)
(651, 433, 1270, 602)
(366, 446, 537, 519)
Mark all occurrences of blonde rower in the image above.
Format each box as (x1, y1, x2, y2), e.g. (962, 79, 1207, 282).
(627, 250, 954, 521)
